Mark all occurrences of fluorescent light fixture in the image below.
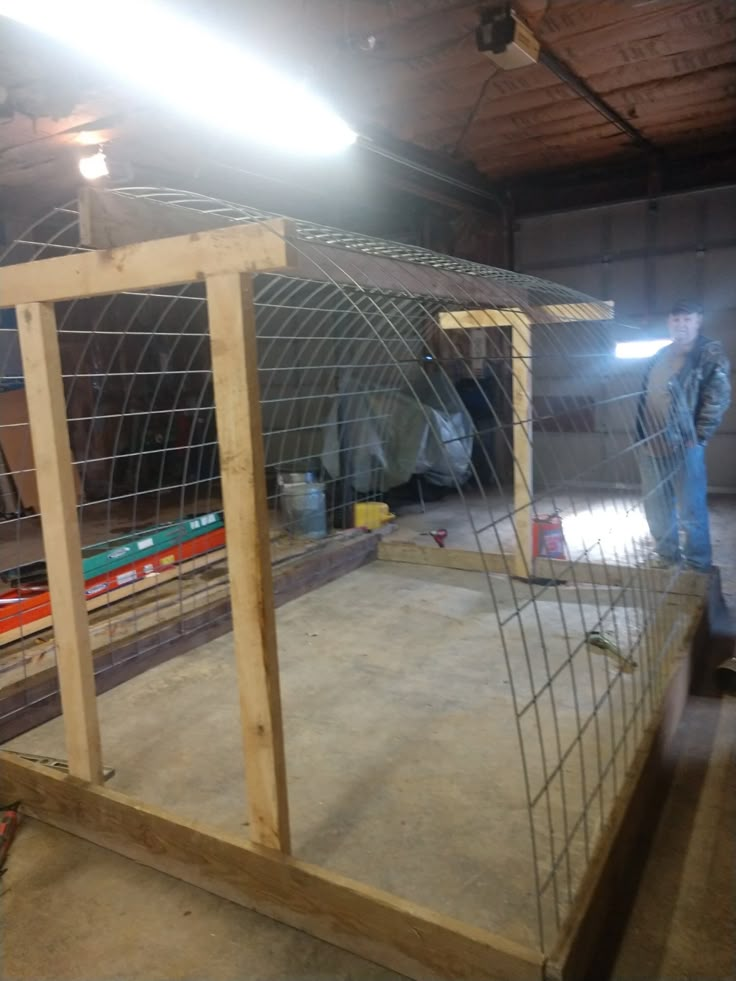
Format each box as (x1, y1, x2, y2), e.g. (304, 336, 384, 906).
(79, 148, 109, 180)
(0, 1, 357, 155)
(615, 339, 671, 360)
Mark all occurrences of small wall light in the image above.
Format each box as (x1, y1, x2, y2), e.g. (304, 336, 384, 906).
(79, 148, 109, 180)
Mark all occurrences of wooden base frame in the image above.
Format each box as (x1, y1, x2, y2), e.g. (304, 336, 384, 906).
(0, 218, 710, 981)
(0, 751, 543, 981)
(378, 540, 709, 598)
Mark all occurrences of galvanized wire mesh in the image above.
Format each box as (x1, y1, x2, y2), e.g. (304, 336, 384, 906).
(0, 188, 704, 950)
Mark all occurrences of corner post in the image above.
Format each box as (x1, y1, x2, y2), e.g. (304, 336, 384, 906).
(206, 272, 291, 853)
(510, 313, 533, 578)
(16, 301, 103, 783)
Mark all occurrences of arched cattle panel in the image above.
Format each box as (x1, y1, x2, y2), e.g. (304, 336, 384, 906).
(0, 188, 702, 957)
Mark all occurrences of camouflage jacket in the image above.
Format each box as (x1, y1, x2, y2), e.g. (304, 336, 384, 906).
(636, 333, 731, 448)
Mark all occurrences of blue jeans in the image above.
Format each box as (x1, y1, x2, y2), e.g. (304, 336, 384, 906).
(639, 445, 712, 570)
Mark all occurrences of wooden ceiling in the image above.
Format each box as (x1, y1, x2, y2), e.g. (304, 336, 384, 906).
(320, 0, 736, 179)
(0, 0, 734, 214)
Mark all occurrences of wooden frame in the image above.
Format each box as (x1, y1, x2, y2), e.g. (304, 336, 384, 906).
(0, 223, 703, 980)
(440, 306, 535, 577)
(437, 306, 535, 576)
(0, 222, 544, 980)
(0, 751, 543, 981)
(0, 219, 294, 306)
(438, 301, 614, 579)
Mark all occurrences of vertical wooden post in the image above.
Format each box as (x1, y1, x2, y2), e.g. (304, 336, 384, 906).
(468, 328, 487, 377)
(510, 313, 533, 579)
(16, 302, 103, 783)
(206, 272, 291, 853)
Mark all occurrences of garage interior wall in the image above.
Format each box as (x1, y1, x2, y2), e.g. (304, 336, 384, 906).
(516, 185, 736, 493)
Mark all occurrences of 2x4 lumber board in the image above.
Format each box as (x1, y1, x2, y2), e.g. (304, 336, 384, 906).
(0, 754, 544, 981)
(439, 308, 529, 329)
(512, 319, 533, 579)
(0, 532, 382, 741)
(78, 186, 231, 250)
(0, 531, 373, 696)
(206, 271, 290, 854)
(378, 541, 709, 598)
(0, 219, 295, 307)
(16, 302, 103, 784)
(438, 302, 613, 330)
(0, 547, 228, 648)
(531, 301, 614, 324)
(535, 557, 708, 600)
(545, 596, 703, 981)
(0, 551, 229, 692)
(0, 573, 232, 705)
(377, 540, 513, 575)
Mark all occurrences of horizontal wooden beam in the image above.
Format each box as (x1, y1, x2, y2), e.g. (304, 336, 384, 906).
(0, 531, 378, 698)
(78, 186, 231, 250)
(0, 753, 543, 981)
(292, 243, 520, 303)
(0, 554, 230, 697)
(0, 219, 295, 307)
(439, 308, 530, 330)
(379, 541, 709, 598)
(438, 302, 614, 330)
(532, 301, 614, 323)
(378, 540, 513, 575)
(536, 557, 708, 599)
(0, 548, 228, 649)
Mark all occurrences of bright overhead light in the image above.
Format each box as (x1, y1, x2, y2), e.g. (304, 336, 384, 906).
(78, 148, 109, 180)
(0, 1, 358, 155)
(615, 339, 671, 360)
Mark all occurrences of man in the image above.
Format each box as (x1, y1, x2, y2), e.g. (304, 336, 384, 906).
(636, 300, 731, 571)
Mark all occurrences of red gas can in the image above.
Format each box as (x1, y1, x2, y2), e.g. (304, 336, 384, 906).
(532, 513, 567, 559)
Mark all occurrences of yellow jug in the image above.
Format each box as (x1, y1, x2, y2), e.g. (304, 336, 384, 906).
(353, 502, 395, 530)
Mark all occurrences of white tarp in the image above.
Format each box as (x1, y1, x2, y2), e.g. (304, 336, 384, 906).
(321, 389, 473, 493)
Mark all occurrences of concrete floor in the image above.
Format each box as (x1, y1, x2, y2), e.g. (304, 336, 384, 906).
(1, 491, 735, 979)
(3, 700, 734, 981)
(3, 562, 666, 947)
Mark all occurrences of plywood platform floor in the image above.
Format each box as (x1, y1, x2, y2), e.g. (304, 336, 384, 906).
(3, 560, 689, 951)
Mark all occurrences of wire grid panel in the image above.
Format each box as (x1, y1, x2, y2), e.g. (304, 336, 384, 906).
(0, 205, 227, 734)
(0, 189, 703, 951)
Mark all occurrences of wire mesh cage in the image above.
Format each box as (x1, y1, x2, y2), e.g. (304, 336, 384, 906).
(0, 188, 707, 960)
